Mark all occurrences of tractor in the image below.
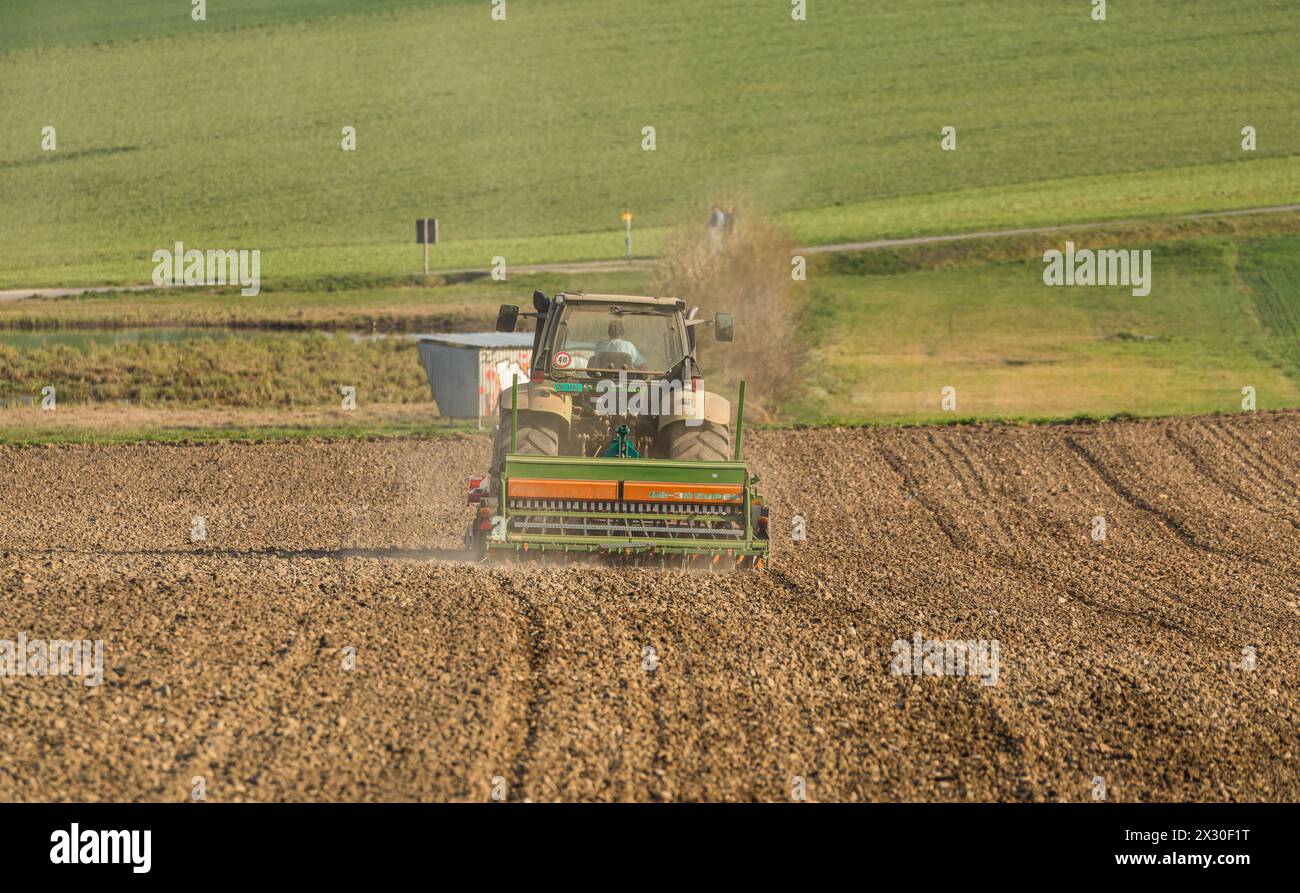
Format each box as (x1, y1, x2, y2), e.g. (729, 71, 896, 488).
(465, 291, 769, 569)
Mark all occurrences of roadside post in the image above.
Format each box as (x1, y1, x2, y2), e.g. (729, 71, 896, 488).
(416, 218, 439, 275)
(622, 209, 633, 263)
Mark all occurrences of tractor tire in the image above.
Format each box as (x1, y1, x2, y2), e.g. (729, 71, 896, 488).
(491, 413, 563, 479)
(660, 420, 731, 461)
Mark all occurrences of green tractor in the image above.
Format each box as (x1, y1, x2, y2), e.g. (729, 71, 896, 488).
(465, 291, 770, 569)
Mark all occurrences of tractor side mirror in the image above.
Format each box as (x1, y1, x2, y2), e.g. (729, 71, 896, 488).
(714, 312, 734, 342)
(495, 304, 519, 333)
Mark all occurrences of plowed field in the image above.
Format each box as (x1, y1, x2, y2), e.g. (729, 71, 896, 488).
(2, 412, 1297, 801)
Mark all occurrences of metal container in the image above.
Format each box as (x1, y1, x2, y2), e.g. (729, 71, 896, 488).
(416, 333, 533, 419)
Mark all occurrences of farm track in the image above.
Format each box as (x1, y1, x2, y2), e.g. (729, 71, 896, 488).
(1, 413, 1298, 801)
(5, 203, 1299, 302)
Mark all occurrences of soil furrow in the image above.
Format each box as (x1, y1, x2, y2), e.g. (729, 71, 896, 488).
(877, 444, 968, 550)
(1063, 435, 1256, 563)
(1204, 420, 1299, 500)
(3, 413, 1299, 801)
(495, 574, 550, 802)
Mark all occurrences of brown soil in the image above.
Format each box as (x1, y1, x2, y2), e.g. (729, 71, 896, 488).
(1, 412, 1297, 802)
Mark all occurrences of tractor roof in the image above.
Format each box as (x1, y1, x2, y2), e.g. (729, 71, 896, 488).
(558, 292, 682, 308)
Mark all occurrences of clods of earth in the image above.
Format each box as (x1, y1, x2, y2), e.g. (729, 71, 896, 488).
(1, 413, 1297, 801)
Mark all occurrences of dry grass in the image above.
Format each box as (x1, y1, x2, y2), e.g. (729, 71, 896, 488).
(653, 206, 807, 420)
(0, 333, 430, 407)
(0, 402, 465, 443)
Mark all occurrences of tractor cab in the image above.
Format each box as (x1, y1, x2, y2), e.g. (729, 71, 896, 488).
(495, 291, 732, 385)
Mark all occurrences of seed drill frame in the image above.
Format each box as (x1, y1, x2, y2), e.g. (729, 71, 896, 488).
(469, 380, 770, 569)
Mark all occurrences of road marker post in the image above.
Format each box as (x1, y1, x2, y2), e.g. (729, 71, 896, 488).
(416, 218, 439, 275)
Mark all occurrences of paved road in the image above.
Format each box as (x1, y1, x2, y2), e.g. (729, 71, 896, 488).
(0, 283, 165, 304)
(5, 204, 1297, 303)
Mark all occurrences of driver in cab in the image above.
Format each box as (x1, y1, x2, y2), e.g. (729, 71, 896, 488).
(594, 320, 646, 370)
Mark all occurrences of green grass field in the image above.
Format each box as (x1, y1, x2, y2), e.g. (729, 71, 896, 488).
(799, 234, 1300, 424)
(4, 230, 1298, 441)
(2, 0, 1298, 287)
(0, 0, 454, 53)
(1238, 236, 1300, 381)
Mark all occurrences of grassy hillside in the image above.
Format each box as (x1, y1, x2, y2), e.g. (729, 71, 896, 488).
(799, 234, 1300, 424)
(2, 0, 1297, 286)
(1238, 236, 1300, 381)
(0, 0, 455, 53)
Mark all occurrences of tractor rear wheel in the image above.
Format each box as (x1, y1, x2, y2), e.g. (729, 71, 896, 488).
(491, 412, 563, 479)
(659, 420, 731, 461)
